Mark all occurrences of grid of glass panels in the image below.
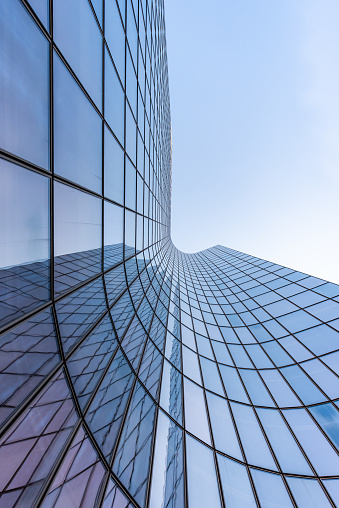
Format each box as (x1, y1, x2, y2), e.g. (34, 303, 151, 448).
(1, 1, 339, 507)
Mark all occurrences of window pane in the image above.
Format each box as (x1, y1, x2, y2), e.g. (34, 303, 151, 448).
(54, 54, 102, 193)
(105, 49, 125, 144)
(149, 410, 184, 508)
(251, 469, 293, 508)
(184, 378, 211, 444)
(104, 201, 124, 269)
(0, 160, 50, 327)
(0, 0, 49, 168)
(54, 182, 101, 293)
(54, 0, 102, 107)
(217, 454, 256, 508)
(186, 435, 222, 508)
(104, 126, 124, 205)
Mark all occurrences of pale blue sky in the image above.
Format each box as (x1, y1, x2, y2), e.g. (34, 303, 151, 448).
(166, 0, 339, 284)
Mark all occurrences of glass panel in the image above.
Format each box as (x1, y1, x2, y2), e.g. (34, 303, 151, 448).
(28, 0, 49, 29)
(41, 426, 106, 507)
(56, 278, 107, 354)
(183, 346, 201, 384)
(217, 454, 256, 508)
(283, 408, 339, 476)
(239, 369, 274, 406)
(124, 209, 135, 255)
(66, 314, 118, 410)
(149, 410, 184, 508)
(219, 365, 249, 403)
(200, 356, 224, 396)
(104, 125, 124, 205)
(54, 54, 102, 193)
(0, 370, 77, 507)
(309, 403, 339, 450)
(102, 478, 131, 508)
(281, 364, 326, 405)
(186, 435, 222, 508)
(53, 0, 102, 107)
(125, 158, 136, 210)
(231, 402, 277, 470)
(113, 382, 156, 508)
(287, 477, 332, 508)
(0, 308, 59, 427)
(85, 348, 134, 461)
(0, 0, 49, 168)
(54, 182, 101, 293)
(104, 201, 124, 269)
(250, 469, 293, 508)
(206, 392, 243, 460)
(257, 408, 312, 474)
(105, 49, 125, 144)
(0, 160, 50, 327)
(105, 0, 125, 82)
(184, 378, 211, 444)
(260, 369, 300, 407)
(160, 359, 183, 425)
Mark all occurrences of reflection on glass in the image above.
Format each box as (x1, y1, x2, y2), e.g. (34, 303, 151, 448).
(105, 49, 125, 144)
(149, 410, 184, 508)
(217, 454, 256, 507)
(104, 201, 124, 269)
(0, 0, 49, 167)
(286, 477, 332, 508)
(54, 182, 101, 293)
(54, 0, 102, 107)
(0, 160, 50, 327)
(54, 54, 102, 193)
(184, 378, 211, 444)
(250, 469, 293, 508)
(104, 125, 124, 205)
(186, 435, 222, 508)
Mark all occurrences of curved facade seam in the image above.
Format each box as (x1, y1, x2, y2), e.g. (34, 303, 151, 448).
(1, 1, 339, 507)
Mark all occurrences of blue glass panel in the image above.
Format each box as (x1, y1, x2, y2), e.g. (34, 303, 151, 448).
(104, 125, 125, 205)
(309, 403, 339, 450)
(54, 0, 102, 107)
(286, 477, 332, 508)
(217, 454, 256, 508)
(105, 49, 125, 144)
(56, 278, 107, 354)
(250, 469, 293, 507)
(281, 364, 326, 405)
(67, 314, 118, 410)
(0, 161, 50, 327)
(104, 201, 124, 269)
(283, 408, 339, 476)
(149, 410, 184, 508)
(105, 0, 126, 82)
(186, 435, 222, 508)
(295, 324, 339, 356)
(0, 0, 49, 168)
(54, 54, 102, 193)
(113, 382, 156, 508)
(206, 392, 243, 459)
(257, 408, 312, 474)
(184, 378, 211, 444)
(28, 0, 49, 29)
(231, 402, 277, 470)
(0, 308, 59, 426)
(85, 348, 134, 461)
(54, 182, 102, 293)
(219, 365, 249, 403)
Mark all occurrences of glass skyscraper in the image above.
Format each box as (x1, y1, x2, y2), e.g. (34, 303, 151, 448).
(1, 1, 339, 507)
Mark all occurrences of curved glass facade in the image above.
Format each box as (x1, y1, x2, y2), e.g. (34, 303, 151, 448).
(1, 1, 339, 507)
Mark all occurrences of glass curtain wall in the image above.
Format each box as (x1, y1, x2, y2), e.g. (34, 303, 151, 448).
(1, 1, 339, 507)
